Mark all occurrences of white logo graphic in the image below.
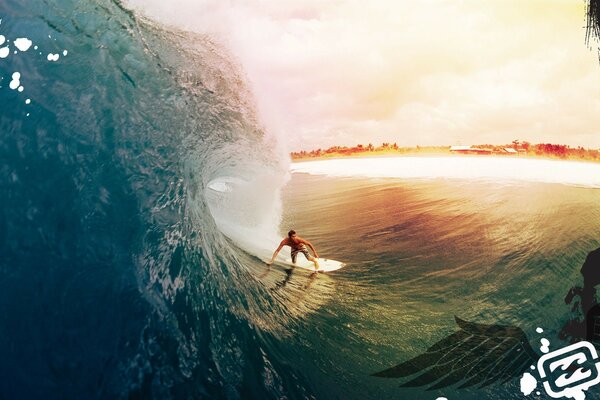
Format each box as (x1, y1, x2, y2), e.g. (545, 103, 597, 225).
(537, 341, 600, 400)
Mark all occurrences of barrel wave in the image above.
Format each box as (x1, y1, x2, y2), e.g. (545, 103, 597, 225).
(0, 0, 309, 398)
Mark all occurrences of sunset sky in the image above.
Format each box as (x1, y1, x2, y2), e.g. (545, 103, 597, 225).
(128, 0, 600, 151)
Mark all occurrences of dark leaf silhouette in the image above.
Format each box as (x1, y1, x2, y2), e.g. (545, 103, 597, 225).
(373, 316, 540, 390)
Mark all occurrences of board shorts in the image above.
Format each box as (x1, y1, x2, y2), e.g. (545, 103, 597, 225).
(291, 245, 311, 263)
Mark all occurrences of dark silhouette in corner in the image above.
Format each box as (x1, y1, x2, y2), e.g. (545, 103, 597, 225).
(561, 248, 600, 344)
(372, 246, 600, 389)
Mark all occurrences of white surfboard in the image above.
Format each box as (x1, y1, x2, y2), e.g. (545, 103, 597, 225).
(272, 257, 345, 273)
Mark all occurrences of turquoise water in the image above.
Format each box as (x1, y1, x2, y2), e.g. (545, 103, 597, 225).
(0, 0, 289, 398)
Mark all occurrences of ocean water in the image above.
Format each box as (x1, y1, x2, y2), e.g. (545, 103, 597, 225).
(276, 171, 600, 400)
(1, 0, 600, 399)
(0, 0, 289, 398)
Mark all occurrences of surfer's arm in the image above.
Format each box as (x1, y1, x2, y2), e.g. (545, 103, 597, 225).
(268, 240, 285, 264)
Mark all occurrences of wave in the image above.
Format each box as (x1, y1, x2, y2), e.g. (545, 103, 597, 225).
(290, 156, 600, 188)
(0, 0, 323, 399)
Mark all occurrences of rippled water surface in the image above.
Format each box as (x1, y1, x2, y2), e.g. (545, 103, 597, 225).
(275, 171, 600, 399)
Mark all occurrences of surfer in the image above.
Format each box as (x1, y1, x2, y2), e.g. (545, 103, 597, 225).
(267, 230, 320, 271)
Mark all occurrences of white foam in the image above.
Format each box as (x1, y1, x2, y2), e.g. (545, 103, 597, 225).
(62, 49, 68, 56)
(520, 372, 537, 395)
(13, 37, 32, 51)
(8, 72, 20, 90)
(563, 387, 588, 400)
(291, 156, 600, 188)
(0, 20, 68, 119)
(540, 338, 550, 353)
(207, 176, 246, 193)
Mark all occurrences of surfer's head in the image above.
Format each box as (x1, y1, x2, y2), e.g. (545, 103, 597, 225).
(288, 230, 296, 238)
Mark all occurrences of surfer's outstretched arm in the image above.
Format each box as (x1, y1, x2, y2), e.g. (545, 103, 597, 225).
(267, 240, 285, 265)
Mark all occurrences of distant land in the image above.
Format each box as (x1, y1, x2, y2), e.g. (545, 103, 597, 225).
(291, 141, 600, 163)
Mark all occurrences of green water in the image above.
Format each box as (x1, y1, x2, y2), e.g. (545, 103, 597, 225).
(272, 172, 600, 399)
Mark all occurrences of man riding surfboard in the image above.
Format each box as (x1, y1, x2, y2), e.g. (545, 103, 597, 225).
(267, 230, 320, 271)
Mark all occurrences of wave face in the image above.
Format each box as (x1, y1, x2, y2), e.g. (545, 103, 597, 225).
(0, 1, 305, 399)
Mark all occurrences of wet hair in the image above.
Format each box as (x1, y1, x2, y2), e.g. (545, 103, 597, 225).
(288, 229, 296, 237)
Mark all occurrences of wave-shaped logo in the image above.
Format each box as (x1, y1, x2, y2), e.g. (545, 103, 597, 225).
(537, 341, 600, 399)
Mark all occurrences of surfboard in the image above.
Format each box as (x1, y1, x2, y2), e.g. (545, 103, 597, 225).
(271, 256, 345, 272)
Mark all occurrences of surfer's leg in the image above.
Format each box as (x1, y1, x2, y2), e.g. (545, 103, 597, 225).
(291, 249, 298, 264)
(307, 253, 319, 271)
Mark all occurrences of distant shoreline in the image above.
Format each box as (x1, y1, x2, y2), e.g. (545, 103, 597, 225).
(290, 144, 600, 164)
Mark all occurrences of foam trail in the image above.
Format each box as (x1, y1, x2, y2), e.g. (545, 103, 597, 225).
(291, 157, 600, 188)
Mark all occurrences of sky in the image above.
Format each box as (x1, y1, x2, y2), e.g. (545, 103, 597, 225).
(127, 0, 600, 151)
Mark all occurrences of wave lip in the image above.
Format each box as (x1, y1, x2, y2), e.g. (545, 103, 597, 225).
(290, 156, 600, 188)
